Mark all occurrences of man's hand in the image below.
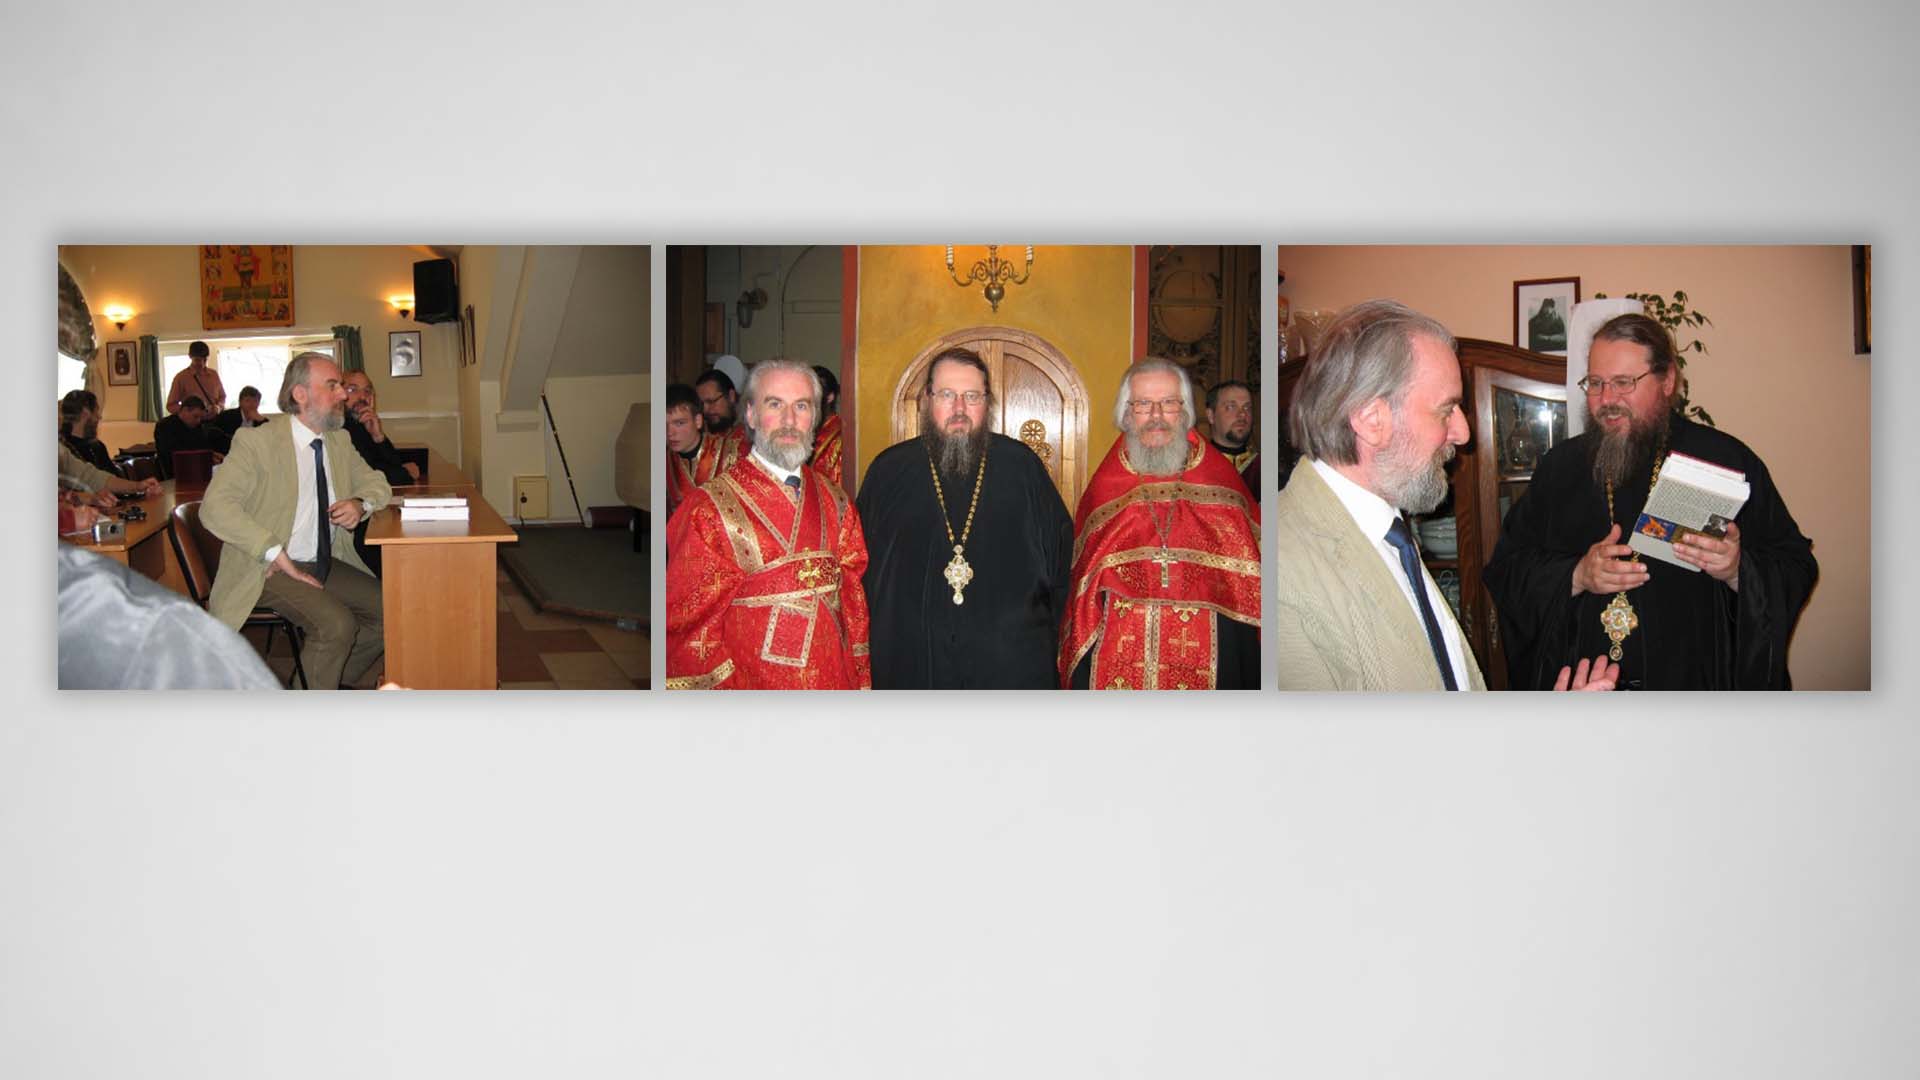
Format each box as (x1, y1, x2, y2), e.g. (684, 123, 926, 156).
(402, 462, 421, 481)
(267, 549, 324, 589)
(211, 452, 225, 466)
(328, 498, 366, 528)
(1572, 523, 1650, 596)
(1552, 654, 1618, 692)
(1673, 521, 1741, 591)
(141, 476, 162, 497)
(354, 401, 385, 442)
(89, 489, 118, 510)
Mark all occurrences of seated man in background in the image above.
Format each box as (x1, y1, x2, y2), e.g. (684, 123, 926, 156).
(59, 436, 159, 502)
(201, 352, 392, 690)
(342, 371, 417, 484)
(211, 385, 270, 439)
(60, 389, 122, 478)
(153, 395, 229, 480)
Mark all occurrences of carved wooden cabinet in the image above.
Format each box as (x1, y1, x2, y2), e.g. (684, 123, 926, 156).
(1434, 338, 1568, 689)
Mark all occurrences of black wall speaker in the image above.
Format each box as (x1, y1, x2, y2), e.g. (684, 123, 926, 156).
(412, 258, 459, 324)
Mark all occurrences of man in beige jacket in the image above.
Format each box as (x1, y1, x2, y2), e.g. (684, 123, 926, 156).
(1274, 300, 1613, 692)
(202, 352, 392, 689)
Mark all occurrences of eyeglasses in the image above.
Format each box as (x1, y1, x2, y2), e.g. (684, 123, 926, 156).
(1576, 371, 1656, 395)
(927, 389, 986, 406)
(1128, 398, 1185, 416)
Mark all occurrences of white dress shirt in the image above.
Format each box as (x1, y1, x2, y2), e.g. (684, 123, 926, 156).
(267, 414, 338, 565)
(1311, 458, 1471, 690)
(750, 449, 803, 490)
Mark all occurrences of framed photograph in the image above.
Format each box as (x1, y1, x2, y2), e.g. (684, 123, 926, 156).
(1514, 276, 1581, 355)
(104, 340, 138, 386)
(390, 330, 422, 377)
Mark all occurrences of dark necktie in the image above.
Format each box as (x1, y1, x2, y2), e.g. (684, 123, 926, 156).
(311, 437, 332, 581)
(782, 474, 802, 505)
(1384, 517, 1456, 690)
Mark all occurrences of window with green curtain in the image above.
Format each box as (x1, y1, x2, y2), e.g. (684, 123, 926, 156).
(331, 325, 364, 374)
(136, 336, 163, 422)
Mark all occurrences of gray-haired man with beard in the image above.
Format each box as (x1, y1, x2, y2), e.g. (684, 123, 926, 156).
(1484, 313, 1816, 689)
(1275, 300, 1617, 691)
(664, 358, 872, 689)
(855, 347, 1073, 689)
(201, 352, 392, 689)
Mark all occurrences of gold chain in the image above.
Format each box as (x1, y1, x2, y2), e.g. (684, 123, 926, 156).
(928, 443, 988, 604)
(1598, 429, 1667, 661)
(928, 445, 986, 547)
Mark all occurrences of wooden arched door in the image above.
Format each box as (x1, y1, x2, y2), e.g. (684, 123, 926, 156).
(891, 327, 1090, 510)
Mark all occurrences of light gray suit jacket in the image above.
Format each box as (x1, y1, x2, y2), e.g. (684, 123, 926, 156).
(200, 418, 392, 630)
(1274, 458, 1485, 691)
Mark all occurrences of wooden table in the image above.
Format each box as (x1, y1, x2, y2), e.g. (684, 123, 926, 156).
(366, 479, 518, 689)
(60, 481, 192, 596)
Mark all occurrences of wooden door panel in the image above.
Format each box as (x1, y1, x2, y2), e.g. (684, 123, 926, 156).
(891, 327, 1089, 508)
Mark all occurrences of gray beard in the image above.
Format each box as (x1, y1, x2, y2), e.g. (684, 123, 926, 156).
(922, 417, 990, 484)
(755, 426, 812, 471)
(1376, 441, 1454, 514)
(1588, 404, 1670, 490)
(1126, 427, 1191, 477)
(305, 405, 345, 433)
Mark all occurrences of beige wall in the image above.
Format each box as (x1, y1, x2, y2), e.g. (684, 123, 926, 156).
(457, 245, 650, 523)
(1277, 245, 1869, 690)
(59, 244, 463, 457)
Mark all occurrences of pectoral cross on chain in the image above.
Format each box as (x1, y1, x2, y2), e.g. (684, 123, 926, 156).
(1150, 546, 1177, 588)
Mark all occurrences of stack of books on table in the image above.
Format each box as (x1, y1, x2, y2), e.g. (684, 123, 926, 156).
(396, 496, 470, 521)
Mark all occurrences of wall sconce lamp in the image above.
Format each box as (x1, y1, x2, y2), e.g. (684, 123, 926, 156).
(945, 245, 1034, 312)
(736, 288, 767, 329)
(103, 306, 134, 331)
(389, 295, 415, 320)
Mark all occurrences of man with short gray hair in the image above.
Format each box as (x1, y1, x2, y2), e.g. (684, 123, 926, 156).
(1275, 300, 1614, 691)
(1059, 357, 1260, 689)
(201, 352, 393, 689)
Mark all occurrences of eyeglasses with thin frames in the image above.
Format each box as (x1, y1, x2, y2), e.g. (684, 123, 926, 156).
(1577, 371, 1656, 395)
(1128, 398, 1185, 416)
(927, 389, 987, 406)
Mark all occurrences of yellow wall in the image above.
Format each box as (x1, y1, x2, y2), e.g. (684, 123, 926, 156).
(1277, 244, 1870, 691)
(852, 245, 1136, 486)
(59, 244, 462, 451)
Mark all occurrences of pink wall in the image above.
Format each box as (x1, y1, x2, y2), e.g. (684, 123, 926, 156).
(1278, 245, 1869, 690)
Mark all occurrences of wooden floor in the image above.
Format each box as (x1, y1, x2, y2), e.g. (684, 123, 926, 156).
(249, 566, 649, 690)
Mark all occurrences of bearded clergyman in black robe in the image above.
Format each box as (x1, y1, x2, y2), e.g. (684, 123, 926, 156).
(856, 347, 1074, 689)
(1485, 314, 1817, 690)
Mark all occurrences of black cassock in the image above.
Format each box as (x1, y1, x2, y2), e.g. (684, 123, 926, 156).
(857, 433, 1073, 689)
(1485, 415, 1817, 690)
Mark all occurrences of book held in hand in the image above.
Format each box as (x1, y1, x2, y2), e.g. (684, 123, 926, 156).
(1628, 451, 1748, 570)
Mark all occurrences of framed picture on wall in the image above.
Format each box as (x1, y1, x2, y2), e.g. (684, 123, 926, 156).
(1514, 277, 1580, 355)
(390, 330, 422, 377)
(104, 340, 138, 386)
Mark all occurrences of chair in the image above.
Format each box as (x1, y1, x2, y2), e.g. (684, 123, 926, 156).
(117, 454, 160, 483)
(167, 500, 309, 689)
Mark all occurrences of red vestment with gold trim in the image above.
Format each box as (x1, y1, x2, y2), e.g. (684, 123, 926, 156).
(1059, 430, 1261, 689)
(666, 454, 872, 689)
(811, 413, 845, 487)
(666, 431, 736, 520)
